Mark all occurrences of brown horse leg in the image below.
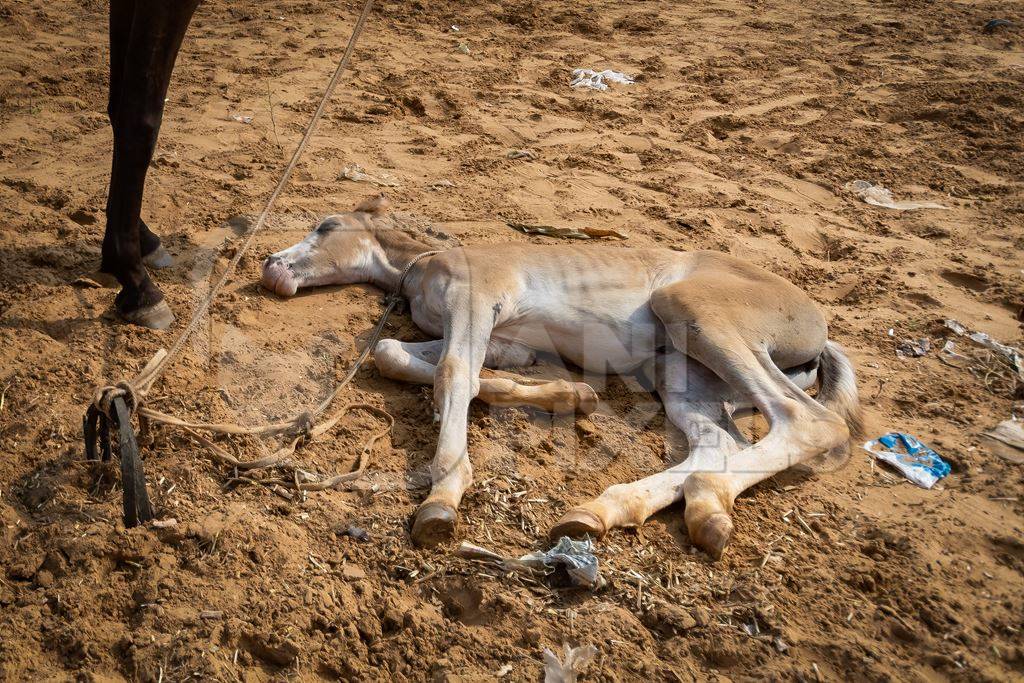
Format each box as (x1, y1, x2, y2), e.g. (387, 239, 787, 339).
(106, 2, 172, 272)
(102, 0, 199, 328)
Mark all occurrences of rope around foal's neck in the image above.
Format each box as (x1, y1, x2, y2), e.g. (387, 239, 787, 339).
(311, 250, 440, 419)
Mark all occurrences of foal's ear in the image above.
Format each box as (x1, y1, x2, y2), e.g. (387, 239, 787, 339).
(354, 194, 390, 216)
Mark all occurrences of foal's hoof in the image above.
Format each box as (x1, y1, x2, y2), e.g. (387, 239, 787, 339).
(688, 512, 734, 560)
(573, 383, 599, 415)
(549, 508, 605, 541)
(411, 502, 457, 547)
(118, 299, 175, 330)
(142, 244, 174, 269)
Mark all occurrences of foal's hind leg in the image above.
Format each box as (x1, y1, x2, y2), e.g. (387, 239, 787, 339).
(374, 339, 598, 415)
(550, 355, 820, 541)
(551, 353, 748, 539)
(649, 277, 849, 558)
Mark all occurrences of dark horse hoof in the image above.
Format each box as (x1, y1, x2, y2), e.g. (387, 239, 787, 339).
(114, 283, 173, 329)
(118, 299, 174, 330)
(142, 244, 173, 269)
(113, 274, 174, 330)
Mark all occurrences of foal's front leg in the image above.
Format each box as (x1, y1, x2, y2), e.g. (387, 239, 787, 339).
(373, 338, 598, 415)
(410, 291, 496, 547)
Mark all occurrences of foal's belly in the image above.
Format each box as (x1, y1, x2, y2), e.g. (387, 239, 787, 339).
(409, 257, 671, 373)
(493, 305, 663, 373)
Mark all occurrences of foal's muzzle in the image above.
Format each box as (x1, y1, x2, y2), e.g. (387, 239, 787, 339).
(261, 255, 299, 297)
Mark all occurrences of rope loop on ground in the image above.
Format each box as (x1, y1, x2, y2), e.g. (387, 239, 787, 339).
(92, 380, 140, 420)
(83, 247, 437, 523)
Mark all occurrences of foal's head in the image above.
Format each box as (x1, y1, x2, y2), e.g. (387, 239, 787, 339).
(260, 195, 391, 296)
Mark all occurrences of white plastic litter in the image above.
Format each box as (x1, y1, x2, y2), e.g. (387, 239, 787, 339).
(520, 536, 603, 588)
(340, 164, 400, 188)
(896, 337, 930, 357)
(940, 339, 976, 369)
(944, 319, 1024, 381)
(229, 114, 253, 124)
(982, 418, 1024, 464)
(863, 432, 951, 489)
(507, 148, 538, 160)
(455, 538, 603, 588)
(570, 69, 634, 91)
(542, 643, 598, 683)
(844, 180, 947, 211)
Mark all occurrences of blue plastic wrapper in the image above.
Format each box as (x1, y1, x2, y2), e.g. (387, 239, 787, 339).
(862, 432, 951, 489)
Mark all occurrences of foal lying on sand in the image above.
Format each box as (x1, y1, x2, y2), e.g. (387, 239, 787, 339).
(262, 196, 861, 559)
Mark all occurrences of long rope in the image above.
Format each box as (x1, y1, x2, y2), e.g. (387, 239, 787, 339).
(133, 250, 435, 491)
(144, 0, 376, 390)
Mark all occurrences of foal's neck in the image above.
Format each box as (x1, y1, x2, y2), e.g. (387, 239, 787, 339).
(368, 223, 435, 294)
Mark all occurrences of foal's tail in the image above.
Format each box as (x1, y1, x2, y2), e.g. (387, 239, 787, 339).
(809, 340, 863, 471)
(817, 341, 863, 439)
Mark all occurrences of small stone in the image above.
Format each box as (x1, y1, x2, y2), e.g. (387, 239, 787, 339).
(575, 418, 597, 437)
(342, 564, 367, 581)
(642, 604, 698, 634)
(337, 525, 370, 542)
(34, 570, 54, 588)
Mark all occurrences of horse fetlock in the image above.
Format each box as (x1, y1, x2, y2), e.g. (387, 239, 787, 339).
(796, 407, 850, 454)
(683, 473, 735, 559)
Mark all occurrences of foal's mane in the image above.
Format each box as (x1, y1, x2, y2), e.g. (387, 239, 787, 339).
(375, 210, 460, 251)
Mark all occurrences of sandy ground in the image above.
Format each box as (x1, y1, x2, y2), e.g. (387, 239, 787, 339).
(1, 0, 1023, 680)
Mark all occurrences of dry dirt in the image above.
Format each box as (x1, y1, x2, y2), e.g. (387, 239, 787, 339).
(2, 0, 1024, 680)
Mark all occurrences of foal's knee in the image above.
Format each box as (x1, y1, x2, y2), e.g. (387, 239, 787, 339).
(434, 356, 479, 400)
(373, 338, 405, 378)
